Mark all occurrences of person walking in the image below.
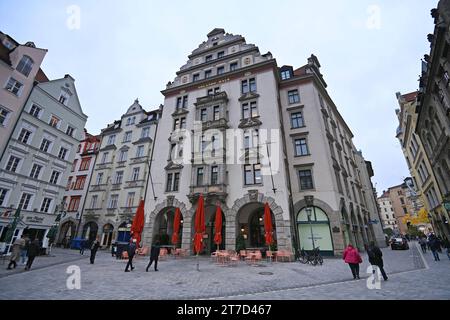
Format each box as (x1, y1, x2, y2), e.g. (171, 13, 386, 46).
(442, 237, 450, 261)
(79, 239, 86, 255)
(6, 237, 23, 270)
(25, 239, 41, 271)
(367, 241, 388, 281)
(429, 234, 441, 261)
(146, 240, 161, 272)
(343, 244, 362, 279)
(124, 239, 137, 272)
(89, 239, 100, 264)
(20, 234, 29, 265)
(419, 236, 427, 253)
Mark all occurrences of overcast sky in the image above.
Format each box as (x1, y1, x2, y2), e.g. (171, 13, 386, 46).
(0, 0, 436, 194)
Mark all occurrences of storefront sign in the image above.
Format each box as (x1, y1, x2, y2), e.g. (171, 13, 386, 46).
(26, 216, 45, 224)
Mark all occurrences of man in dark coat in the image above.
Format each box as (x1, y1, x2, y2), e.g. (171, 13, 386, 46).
(429, 235, 441, 261)
(90, 239, 100, 264)
(124, 239, 137, 272)
(146, 241, 161, 272)
(367, 241, 388, 281)
(25, 239, 41, 271)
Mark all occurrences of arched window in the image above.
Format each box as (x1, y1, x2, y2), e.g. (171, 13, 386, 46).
(297, 206, 333, 253)
(16, 55, 34, 77)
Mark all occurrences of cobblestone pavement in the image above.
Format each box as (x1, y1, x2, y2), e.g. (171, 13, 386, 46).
(0, 242, 446, 300)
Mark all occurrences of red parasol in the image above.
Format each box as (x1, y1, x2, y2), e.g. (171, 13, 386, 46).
(130, 199, 145, 247)
(213, 203, 222, 246)
(264, 202, 273, 246)
(172, 207, 181, 245)
(193, 194, 205, 255)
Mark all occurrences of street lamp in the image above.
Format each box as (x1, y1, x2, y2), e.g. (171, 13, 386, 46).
(306, 207, 315, 250)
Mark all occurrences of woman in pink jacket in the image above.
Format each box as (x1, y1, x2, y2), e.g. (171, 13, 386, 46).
(343, 244, 363, 279)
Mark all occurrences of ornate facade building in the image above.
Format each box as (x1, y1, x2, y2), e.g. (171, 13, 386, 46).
(142, 28, 385, 256)
(79, 100, 161, 246)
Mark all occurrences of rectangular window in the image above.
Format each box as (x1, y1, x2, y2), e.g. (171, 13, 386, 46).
(107, 135, 116, 145)
(281, 70, 291, 80)
(126, 192, 135, 208)
(217, 66, 225, 75)
(40, 198, 52, 213)
(71, 159, 78, 172)
(90, 195, 98, 209)
(18, 128, 32, 144)
(180, 117, 186, 129)
(68, 197, 81, 212)
(123, 131, 132, 142)
(242, 78, 256, 93)
(66, 126, 75, 137)
(5, 77, 23, 96)
(205, 55, 213, 62)
(288, 90, 300, 104)
(205, 70, 212, 79)
(19, 193, 32, 210)
(250, 101, 258, 117)
(101, 152, 109, 163)
(166, 173, 173, 192)
(193, 73, 200, 82)
(59, 93, 68, 105)
(40, 138, 51, 152)
(299, 169, 314, 190)
(197, 167, 204, 186)
(114, 171, 124, 184)
(242, 103, 250, 119)
(0, 188, 8, 206)
(119, 150, 128, 162)
(230, 62, 238, 71)
(249, 78, 256, 92)
(173, 172, 180, 191)
(74, 176, 86, 190)
(29, 105, 41, 118)
(66, 177, 72, 190)
(294, 138, 309, 156)
(176, 97, 182, 108)
(207, 88, 213, 96)
(58, 147, 68, 160)
(291, 112, 304, 128)
(108, 195, 119, 209)
(49, 115, 60, 128)
(29, 164, 42, 179)
(136, 145, 145, 158)
(173, 118, 180, 130)
(79, 157, 91, 171)
(141, 127, 150, 138)
(217, 51, 225, 59)
(49, 171, 60, 185)
(5, 155, 20, 172)
(211, 166, 219, 185)
(200, 108, 207, 122)
(0, 106, 10, 126)
(244, 164, 261, 185)
(213, 106, 220, 121)
(96, 172, 103, 185)
(132, 167, 140, 181)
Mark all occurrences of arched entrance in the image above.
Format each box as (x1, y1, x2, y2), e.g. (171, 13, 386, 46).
(82, 221, 98, 244)
(117, 221, 131, 242)
(297, 206, 334, 255)
(101, 224, 114, 247)
(190, 204, 226, 254)
(236, 202, 276, 250)
(58, 221, 76, 248)
(153, 207, 184, 247)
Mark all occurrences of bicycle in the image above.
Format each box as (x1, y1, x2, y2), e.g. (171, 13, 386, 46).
(298, 247, 323, 266)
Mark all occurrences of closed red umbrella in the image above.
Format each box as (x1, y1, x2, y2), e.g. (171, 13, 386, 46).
(264, 202, 273, 246)
(172, 207, 181, 245)
(193, 194, 205, 255)
(213, 203, 222, 248)
(131, 199, 145, 247)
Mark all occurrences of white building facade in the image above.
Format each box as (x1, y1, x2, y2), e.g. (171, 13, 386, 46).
(377, 191, 398, 231)
(0, 74, 87, 250)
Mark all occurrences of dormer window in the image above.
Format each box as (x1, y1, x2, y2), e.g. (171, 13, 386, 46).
(126, 116, 136, 126)
(16, 55, 34, 77)
(281, 70, 292, 80)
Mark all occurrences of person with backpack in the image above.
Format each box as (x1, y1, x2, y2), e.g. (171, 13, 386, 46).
(342, 244, 362, 280)
(367, 241, 388, 281)
(428, 234, 441, 262)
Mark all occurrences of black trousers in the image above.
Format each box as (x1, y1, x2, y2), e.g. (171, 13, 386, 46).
(146, 258, 158, 271)
(26, 256, 36, 270)
(125, 256, 134, 271)
(371, 264, 388, 280)
(420, 245, 427, 253)
(90, 250, 97, 264)
(348, 263, 360, 278)
(7, 260, 17, 269)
